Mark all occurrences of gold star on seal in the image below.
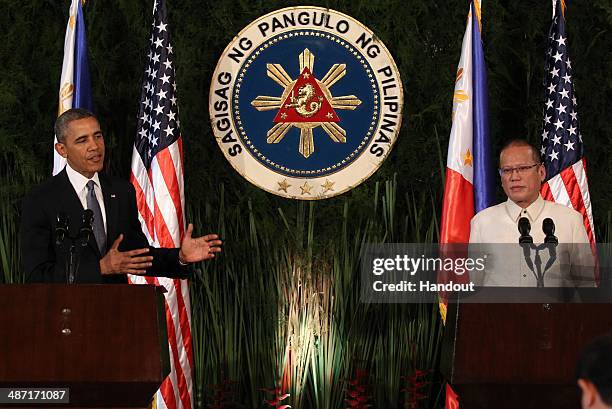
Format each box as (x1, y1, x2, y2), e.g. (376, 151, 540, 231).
(463, 149, 473, 167)
(277, 179, 291, 193)
(303, 72, 310, 79)
(321, 179, 335, 193)
(300, 181, 313, 195)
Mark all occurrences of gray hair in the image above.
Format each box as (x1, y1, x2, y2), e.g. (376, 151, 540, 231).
(54, 108, 96, 143)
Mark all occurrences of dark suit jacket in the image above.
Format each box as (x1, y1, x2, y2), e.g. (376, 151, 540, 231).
(20, 169, 189, 283)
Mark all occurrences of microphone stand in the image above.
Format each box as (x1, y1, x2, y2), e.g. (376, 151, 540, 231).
(55, 210, 94, 284)
(518, 217, 540, 285)
(541, 218, 558, 285)
(517, 217, 558, 288)
(67, 242, 79, 285)
(532, 244, 545, 288)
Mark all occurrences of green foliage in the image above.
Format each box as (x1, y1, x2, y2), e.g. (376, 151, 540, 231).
(187, 177, 443, 408)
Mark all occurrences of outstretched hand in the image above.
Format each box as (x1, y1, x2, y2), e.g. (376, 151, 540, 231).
(99, 234, 152, 275)
(179, 224, 222, 263)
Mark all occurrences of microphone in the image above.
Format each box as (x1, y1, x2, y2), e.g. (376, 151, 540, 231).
(79, 209, 94, 247)
(542, 218, 558, 276)
(518, 217, 533, 244)
(55, 213, 69, 245)
(543, 218, 558, 244)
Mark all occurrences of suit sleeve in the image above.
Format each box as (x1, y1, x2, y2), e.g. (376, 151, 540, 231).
(20, 190, 62, 282)
(122, 182, 191, 279)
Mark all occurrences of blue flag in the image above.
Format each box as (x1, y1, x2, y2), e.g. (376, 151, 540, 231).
(470, 2, 495, 213)
(54, 0, 94, 175)
(73, 0, 93, 111)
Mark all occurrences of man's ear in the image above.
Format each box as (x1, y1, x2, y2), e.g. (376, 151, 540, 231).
(539, 163, 546, 183)
(55, 142, 67, 158)
(578, 378, 598, 408)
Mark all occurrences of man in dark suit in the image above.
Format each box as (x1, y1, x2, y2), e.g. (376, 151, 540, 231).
(20, 108, 222, 283)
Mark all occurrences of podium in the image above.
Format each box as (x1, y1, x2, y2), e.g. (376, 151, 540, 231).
(441, 296, 612, 409)
(0, 284, 170, 408)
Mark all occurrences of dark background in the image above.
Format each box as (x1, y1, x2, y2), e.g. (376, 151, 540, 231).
(1, 0, 611, 239)
(1, 1, 611, 407)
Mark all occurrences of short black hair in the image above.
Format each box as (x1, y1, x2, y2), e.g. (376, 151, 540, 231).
(54, 108, 97, 143)
(499, 139, 542, 166)
(576, 333, 612, 405)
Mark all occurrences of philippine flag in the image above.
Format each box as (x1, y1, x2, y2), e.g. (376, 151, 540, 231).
(440, 0, 495, 245)
(53, 0, 93, 175)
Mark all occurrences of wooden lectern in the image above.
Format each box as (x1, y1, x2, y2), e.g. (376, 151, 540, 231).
(0, 284, 170, 408)
(441, 298, 612, 409)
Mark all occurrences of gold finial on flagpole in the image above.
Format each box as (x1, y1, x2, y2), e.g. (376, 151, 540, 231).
(560, 0, 566, 17)
(473, 0, 483, 33)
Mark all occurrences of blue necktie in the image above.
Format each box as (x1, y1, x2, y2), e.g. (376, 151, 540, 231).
(86, 180, 106, 253)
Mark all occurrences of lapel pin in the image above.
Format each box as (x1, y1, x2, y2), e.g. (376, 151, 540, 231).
(111, 194, 116, 198)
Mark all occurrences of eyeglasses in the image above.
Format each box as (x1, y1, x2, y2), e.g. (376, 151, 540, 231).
(498, 163, 541, 177)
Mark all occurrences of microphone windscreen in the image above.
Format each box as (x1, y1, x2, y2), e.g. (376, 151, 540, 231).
(57, 212, 69, 227)
(82, 209, 94, 227)
(55, 212, 69, 245)
(518, 217, 531, 236)
(543, 218, 555, 236)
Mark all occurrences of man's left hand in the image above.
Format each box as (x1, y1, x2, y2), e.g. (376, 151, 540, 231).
(178, 223, 222, 263)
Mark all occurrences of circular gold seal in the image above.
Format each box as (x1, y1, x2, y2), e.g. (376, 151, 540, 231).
(210, 7, 403, 199)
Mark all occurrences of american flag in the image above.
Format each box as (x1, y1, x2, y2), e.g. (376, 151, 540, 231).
(539, 0, 596, 252)
(129, 0, 193, 408)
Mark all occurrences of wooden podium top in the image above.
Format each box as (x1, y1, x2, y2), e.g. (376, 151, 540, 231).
(441, 300, 612, 409)
(0, 284, 170, 408)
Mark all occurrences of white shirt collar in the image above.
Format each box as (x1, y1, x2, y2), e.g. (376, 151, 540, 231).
(65, 163, 101, 194)
(504, 195, 545, 223)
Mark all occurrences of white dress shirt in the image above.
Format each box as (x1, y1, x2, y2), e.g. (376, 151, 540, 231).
(469, 195, 593, 287)
(65, 163, 107, 233)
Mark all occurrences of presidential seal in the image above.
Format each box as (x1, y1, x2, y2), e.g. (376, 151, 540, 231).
(209, 7, 403, 199)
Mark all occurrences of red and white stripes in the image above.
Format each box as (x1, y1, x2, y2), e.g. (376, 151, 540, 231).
(541, 159, 595, 245)
(129, 138, 193, 409)
(541, 158, 597, 263)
